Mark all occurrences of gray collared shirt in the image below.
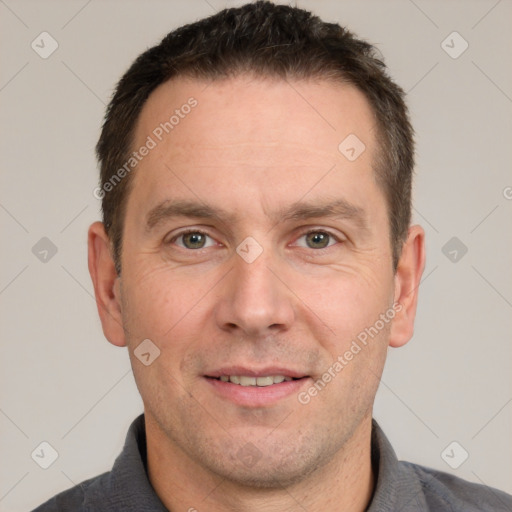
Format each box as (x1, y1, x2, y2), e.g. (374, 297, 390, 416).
(32, 414, 512, 511)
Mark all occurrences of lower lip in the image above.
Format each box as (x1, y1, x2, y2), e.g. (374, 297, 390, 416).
(204, 377, 310, 407)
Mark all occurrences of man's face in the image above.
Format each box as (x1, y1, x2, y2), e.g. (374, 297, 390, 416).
(114, 76, 401, 486)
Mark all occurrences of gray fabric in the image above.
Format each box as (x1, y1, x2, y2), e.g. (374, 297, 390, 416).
(32, 414, 512, 511)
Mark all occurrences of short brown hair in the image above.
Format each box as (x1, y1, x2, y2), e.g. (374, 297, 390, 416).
(96, 0, 414, 274)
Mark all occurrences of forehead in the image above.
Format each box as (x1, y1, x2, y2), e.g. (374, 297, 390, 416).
(128, 75, 382, 223)
(135, 74, 376, 159)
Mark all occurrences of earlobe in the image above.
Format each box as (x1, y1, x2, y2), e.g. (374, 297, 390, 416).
(87, 221, 127, 347)
(388, 224, 426, 348)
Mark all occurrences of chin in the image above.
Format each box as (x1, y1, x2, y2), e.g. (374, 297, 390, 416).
(194, 431, 332, 490)
(210, 457, 319, 489)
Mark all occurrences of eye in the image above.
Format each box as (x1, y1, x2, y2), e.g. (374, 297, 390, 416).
(294, 229, 341, 250)
(170, 229, 217, 250)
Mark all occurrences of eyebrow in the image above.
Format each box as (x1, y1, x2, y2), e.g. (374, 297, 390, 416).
(145, 197, 369, 233)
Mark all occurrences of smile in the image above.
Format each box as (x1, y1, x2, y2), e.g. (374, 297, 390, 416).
(216, 375, 296, 386)
(204, 370, 310, 407)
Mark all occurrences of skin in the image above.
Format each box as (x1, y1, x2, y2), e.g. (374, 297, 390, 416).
(88, 75, 425, 511)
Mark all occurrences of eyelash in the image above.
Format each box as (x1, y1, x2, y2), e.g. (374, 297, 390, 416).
(168, 228, 217, 250)
(167, 228, 343, 251)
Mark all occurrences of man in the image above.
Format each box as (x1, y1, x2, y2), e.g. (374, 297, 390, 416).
(33, 1, 512, 511)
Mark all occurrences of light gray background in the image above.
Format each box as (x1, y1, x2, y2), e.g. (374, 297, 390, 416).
(1, 0, 511, 510)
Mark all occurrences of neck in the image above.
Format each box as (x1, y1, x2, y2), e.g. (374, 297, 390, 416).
(145, 412, 375, 512)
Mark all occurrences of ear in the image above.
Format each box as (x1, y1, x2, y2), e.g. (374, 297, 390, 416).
(87, 221, 126, 347)
(388, 224, 426, 348)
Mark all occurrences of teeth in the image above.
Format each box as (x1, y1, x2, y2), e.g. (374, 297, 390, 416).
(240, 376, 257, 386)
(218, 375, 293, 386)
(256, 376, 273, 386)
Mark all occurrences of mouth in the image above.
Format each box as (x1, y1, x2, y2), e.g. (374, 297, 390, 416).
(206, 374, 302, 386)
(203, 368, 310, 406)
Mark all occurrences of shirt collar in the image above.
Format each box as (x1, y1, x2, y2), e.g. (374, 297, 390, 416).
(95, 414, 428, 511)
(367, 419, 429, 511)
(84, 414, 168, 511)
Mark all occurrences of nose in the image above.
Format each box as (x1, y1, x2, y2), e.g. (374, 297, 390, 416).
(214, 246, 295, 338)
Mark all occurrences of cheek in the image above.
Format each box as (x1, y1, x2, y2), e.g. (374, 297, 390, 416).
(120, 263, 198, 342)
(122, 268, 207, 402)
(296, 264, 393, 353)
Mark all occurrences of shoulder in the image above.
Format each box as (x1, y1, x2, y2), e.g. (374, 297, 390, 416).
(31, 471, 110, 512)
(402, 461, 512, 512)
(30, 414, 166, 511)
(369, 420, 512, 512)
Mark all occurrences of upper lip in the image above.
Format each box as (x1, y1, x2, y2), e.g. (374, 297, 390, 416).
(205, 366, 309, 379)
